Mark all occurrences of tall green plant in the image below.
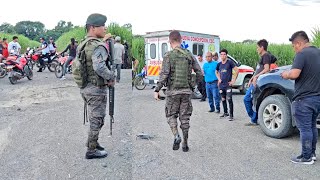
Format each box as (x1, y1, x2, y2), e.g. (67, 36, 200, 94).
(221, 41, 294, 68)
(131, 37, 145, 72)
(311, 27, 320, 48)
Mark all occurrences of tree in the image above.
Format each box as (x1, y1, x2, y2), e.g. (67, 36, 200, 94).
(14, 21, 45, 40)
(0, 23, 15, 33)
(54, 20, 74, 34)
(122, 23, 132, 32)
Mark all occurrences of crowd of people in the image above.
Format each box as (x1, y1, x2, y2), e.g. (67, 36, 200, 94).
(154, 30, 320, 165)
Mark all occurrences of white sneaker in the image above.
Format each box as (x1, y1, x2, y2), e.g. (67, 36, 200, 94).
(60, 76, 66, 80)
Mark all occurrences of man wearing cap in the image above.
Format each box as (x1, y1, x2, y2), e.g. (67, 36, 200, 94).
(281, 31, 320, 165)
(114, 36, 125, 83)
(76, 13, 115, 159)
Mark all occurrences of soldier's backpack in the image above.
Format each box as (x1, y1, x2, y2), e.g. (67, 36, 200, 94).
(72, 37, 102, 88)
(169, 48, 193, 89)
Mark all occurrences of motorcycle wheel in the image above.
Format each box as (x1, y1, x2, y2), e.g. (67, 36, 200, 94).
(0, 64, 7, 78)
(27, 67, 33, 80)
(134, 76, 146, 90)
(55, 64, 63, 78)
(9, 76, 17, 84)
(48, 60, 58, 72)
(27, 60, 34, 70)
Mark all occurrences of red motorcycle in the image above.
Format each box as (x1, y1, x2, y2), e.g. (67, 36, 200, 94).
(7, 56, 33, 84)
(54, 54, 73, 78)
(0, 55, 20, 78)
(26, 48, 58, 72)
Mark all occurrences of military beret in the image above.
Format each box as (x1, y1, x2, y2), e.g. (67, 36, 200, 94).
(86, 13, 107, 26)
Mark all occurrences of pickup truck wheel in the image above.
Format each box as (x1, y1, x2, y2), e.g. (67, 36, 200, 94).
(240, 77, 250, 94)
(258, 94, 294, 139)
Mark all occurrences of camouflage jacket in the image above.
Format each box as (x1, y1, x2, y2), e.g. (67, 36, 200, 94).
(154, 47, 203, 96)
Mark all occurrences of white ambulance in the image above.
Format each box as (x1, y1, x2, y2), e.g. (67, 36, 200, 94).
(143, 30, 254, 94)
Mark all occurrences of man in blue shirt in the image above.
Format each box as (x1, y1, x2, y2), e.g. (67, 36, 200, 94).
(203, 52, 220, 113)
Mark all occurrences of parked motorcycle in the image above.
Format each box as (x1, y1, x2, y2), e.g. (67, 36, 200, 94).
(0, 55, 20, 78)
(54, 54, 73, 78)
(6, 56, 33, 84)
(133, 67, 147, 90)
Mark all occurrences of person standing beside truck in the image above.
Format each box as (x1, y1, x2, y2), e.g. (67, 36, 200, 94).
(281, 31, 320, 165)
(216, 49, 239, 121)
(154, 30, 202, 152)
(244, 39, 271, 126)
(197, 53, 207, 101)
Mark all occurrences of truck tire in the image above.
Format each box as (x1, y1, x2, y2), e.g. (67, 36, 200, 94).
(240, 77, 250, 94)
(258, 94, 294, 139)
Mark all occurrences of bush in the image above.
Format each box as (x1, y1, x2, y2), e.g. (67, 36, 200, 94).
(0, 33, 40, 53)
(131, 36, 145, 72)
(56, 24, 133, 68)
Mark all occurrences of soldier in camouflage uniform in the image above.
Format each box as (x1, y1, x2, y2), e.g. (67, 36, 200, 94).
(77, 13, 115, 159)
(154, 30, 202, 152)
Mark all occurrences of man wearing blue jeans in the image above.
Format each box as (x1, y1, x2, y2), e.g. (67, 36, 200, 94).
(244, 39, 271, 126)
(281, 31, 320, 165)
(203, 52, 220, 113)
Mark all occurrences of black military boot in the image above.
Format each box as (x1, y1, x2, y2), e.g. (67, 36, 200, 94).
(86, 141, 105, 151)
(85, 141, 108, 159)
(171, 127, 181, 150)
(182, 130, 189, 152)
(96, 143, 105, 151)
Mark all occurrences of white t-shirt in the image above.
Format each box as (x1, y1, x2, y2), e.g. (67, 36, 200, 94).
(197, 59, 207, 71)
(114, 43, 125, 64)
(8, 41, 21, 55)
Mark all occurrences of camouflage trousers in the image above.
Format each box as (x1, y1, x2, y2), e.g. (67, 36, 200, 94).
(165, 94, 193, 131)
(81, 93, 107, 150)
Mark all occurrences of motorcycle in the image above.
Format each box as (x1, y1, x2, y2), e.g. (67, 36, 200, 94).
(54, 54, 73, 78)
(0, 55, 20, 78)
(6, 56, 33, 84)
(26, 48, 58, 72)
(133, 66, 147, 90)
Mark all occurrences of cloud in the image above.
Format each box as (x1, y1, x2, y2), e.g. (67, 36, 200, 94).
(281, 0, 320, 6)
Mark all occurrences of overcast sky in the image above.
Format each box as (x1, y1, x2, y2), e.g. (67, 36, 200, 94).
(1, 0, 319, 43)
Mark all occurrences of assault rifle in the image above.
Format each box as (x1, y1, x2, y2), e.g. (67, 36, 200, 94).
(106, 37, 115, 136)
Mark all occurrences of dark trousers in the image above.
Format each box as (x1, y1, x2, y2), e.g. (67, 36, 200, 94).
(39, 53, 50, 66)
(220, 87, 233, 116)
(292, 96, 320, 159)
(198, 77, 206, 100)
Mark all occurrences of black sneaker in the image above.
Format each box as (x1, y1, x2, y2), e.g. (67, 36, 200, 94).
(291, 155, 314, 165)
(215, 110, 220, 114)
(228, 116, 234, 121)
(200, 99, 206, 102)
(220, 113, 229, 118)
(312, 153, 317, 161)
(297, 153, 317, 161)
(208, 109, 215, 112)
(85, 149, 108, 159)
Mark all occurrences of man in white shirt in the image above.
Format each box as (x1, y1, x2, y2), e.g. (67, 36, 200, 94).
(113, 36, 125, 83)
(8, 36, 21, 56)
